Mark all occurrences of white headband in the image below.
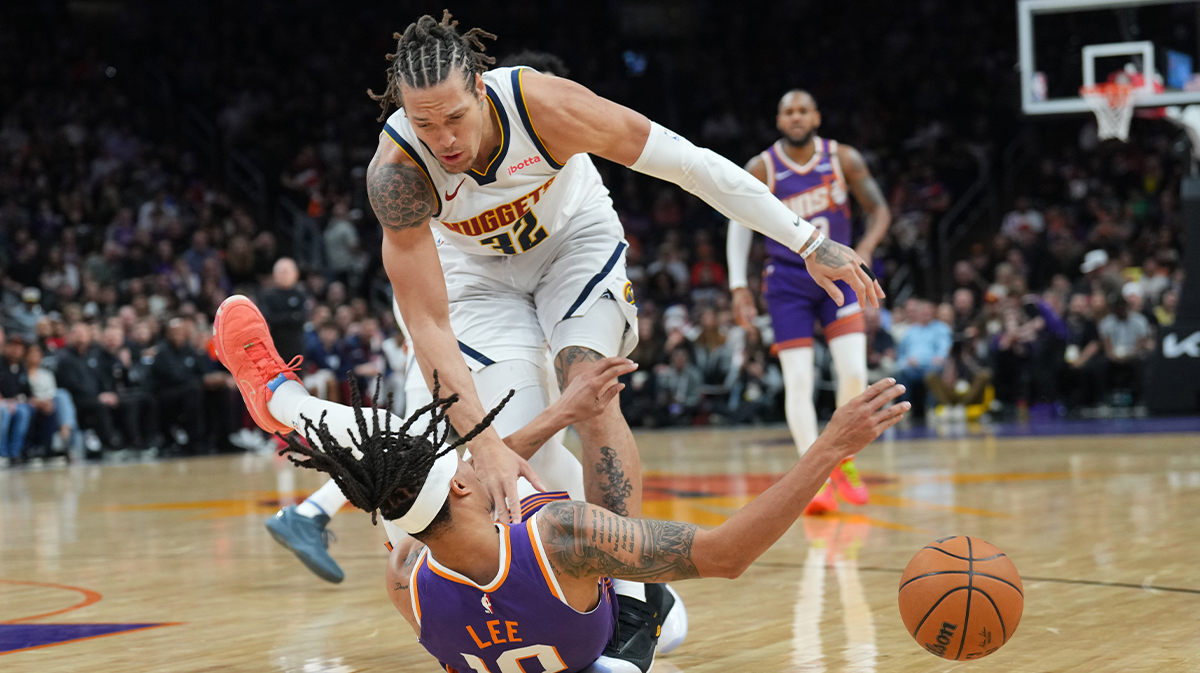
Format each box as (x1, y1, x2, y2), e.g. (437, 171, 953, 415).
(390, 450, 458, 534)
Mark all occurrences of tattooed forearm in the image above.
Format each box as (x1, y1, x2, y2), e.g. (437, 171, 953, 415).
(595, 446, 633, 516)
(537, 501, 700, 582)
(367, 160, 436, 231)
(553, 345, 603, 390)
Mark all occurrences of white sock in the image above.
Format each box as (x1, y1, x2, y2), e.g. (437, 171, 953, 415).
(779, 347, 818, 455)
(612, 578, 646, 603)
(297, 479, 350, 519)
(829, 333, 868, 407)
(267, 380, 311, 429)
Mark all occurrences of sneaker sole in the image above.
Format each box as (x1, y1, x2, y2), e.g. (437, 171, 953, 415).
(265, 521, 344, 584)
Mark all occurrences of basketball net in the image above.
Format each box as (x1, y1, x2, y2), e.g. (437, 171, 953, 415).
(1080, 82, 1137, 142)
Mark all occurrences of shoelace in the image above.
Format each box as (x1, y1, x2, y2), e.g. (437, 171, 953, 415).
(319, 528, 337, 550)
(244, 339, 303, 380)
(838, 460, 863, 486)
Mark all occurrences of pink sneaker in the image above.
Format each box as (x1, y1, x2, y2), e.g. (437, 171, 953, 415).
(804, 480, 838, 515)
(830, 457, 869, 505)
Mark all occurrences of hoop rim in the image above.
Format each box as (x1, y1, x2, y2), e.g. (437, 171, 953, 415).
(1079, 81, 1137, 105)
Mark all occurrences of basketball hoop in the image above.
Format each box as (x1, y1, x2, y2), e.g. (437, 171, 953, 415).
(1080, 82, 1137, 142)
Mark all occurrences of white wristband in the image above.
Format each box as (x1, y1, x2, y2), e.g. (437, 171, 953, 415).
(798, 232, 825, 259)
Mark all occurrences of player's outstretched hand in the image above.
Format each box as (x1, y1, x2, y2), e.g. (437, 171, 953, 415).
(814, 377, 908, 458)
(803, 238, 885, 308)
(554, 357, 637, 426)
(469, 436, 547, 524)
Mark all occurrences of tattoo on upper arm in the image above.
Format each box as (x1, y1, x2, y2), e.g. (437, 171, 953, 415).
(538, 502, 700, 582)
(367, 162, 436, 231)
(595, 446, 633, 516)
(553, 346, 603, 391)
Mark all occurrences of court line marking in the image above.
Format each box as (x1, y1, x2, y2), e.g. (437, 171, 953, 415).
(751, 563, 1200, 595)
(0, 580, 102, 624)
(0, 623, 182, 656)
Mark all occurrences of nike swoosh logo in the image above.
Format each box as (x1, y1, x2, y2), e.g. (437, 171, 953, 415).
(445, 179, 466, 201)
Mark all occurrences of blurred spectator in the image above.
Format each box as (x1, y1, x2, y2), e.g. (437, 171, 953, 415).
(259, 258, 307, 363)
(6, 288, 45, 341)
(0, 332, 32, 462)
(927, 340, 992, 418)
(95, 326, 151, 449)
(894, 300, 952, 415)
(656, 346, 703, 426)
(56, 323, 125, 455)
(324, 200, 361, 289)
(305, 322, 343, 402)
(1155, 288, 1177, 328)
(1062, 293, 1103, 411)
(1001, 196, 1045, 242)
(1098, 297, 1153, 406)
(864, 304, 897, 384)
(149, 318, 207, 452)
(25, 342, 80, 457)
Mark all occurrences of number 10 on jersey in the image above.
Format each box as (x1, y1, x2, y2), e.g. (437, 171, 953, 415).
(462, 644, 566, 673)
(480, 211, 548, 255)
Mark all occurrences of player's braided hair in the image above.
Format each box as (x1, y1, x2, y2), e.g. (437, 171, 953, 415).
(367, 9, 497, 121)
(279, 372, 513, 534)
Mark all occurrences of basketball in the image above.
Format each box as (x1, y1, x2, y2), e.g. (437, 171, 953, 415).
(898, 536, 1023, 660)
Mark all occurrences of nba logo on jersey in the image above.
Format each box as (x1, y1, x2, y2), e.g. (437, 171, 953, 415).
(481, 594, 493, 615)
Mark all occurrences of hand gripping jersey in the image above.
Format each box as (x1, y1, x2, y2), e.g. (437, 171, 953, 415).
(383, 67, 613, 258)
(407, 492, 618, 673)
(759, 137, 852, 266)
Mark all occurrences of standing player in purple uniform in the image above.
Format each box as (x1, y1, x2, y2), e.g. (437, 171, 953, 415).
(279, 365, 907, 673)
(727, 90, 891, 514)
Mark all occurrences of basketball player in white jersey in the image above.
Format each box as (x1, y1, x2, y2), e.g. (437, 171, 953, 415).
(229, 11, 879, 664)
(727, 90, 891, 514)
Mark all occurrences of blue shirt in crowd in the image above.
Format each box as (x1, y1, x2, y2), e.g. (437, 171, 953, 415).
(896, 320, 953, 369)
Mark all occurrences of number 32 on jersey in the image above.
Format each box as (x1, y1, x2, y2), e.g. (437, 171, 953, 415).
(461, 643, 567, 673)
(479, 211, 548, 255)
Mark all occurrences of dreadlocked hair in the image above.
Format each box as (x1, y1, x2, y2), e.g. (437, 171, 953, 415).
(367, 9, 497, 121)
(279, 371, 514, 533)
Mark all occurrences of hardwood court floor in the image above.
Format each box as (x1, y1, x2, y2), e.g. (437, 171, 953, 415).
(3, 422, 1200, 672)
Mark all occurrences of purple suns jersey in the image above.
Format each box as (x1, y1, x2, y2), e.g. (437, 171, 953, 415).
(406, 492, 618, 673)
(760, 137, 852, 266)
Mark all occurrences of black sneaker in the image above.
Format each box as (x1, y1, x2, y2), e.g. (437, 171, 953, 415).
(590, 584, 671, 673)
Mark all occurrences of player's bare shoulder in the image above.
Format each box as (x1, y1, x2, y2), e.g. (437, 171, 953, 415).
(834, 142, 871, 180)
(513, 69, 649, 166)
(367, 136, 437, 232)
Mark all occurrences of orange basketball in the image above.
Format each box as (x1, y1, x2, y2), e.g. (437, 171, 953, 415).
(898, 536, 1023, 660)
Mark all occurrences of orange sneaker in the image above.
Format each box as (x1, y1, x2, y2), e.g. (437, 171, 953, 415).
(830, 457, 869, 505)
(804, 480, 838, 515)
(213, 295, 303, 435)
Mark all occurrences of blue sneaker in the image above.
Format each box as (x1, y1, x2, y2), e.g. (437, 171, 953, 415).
(265, 506, 344, 583)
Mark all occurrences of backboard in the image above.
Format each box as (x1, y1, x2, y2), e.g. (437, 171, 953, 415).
(1018, 0, 1200, 115)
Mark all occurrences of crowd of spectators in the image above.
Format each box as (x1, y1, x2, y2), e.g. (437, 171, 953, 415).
(0, 1, 1191, 464)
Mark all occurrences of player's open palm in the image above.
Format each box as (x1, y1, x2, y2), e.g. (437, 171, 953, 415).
(817, 378, 909, 458)
(804, 238, 885, 308)
(555, 357, 637, 426)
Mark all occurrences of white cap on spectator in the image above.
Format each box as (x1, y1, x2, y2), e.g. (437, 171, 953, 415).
(21, 287, 40, 304)
(1122, 281, 1142, 300)
(1080, 249, 1108, 274)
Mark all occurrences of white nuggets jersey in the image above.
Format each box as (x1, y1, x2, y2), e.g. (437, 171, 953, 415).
(383, 67, 611, 257)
